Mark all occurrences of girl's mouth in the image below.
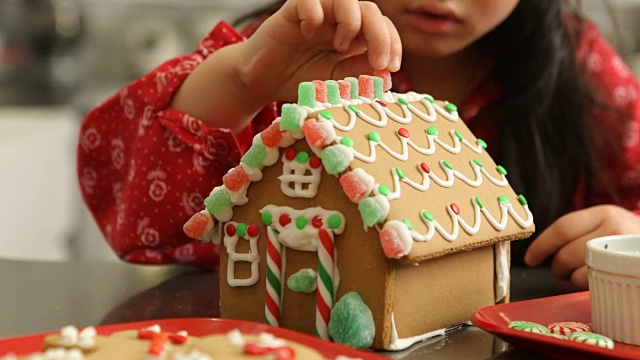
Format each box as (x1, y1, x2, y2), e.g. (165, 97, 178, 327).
(405, 5, 460, 35)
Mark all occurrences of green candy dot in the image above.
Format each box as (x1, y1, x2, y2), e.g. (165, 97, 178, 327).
(398, 98, 409, 106)
(426, 126, 438, 136)
(348, 104, 360, 114)
(319, 109, 333, 120)
(445, 102, 458, 112)
(496, 165, 507, 175)
(454, 130, 463, 141)
(378, 185, 390, 196)
(421, 210, 434, 222)
(424, 95, 435, 103)
(476, 138, 487, 149)
(236, 223, 247, 237)
(402, 218, 413, 230)
(442, 160, 453, 170)
(475, 196, 484, 209)
(473, 159, 484, 167)
(328, 214, 342, 229)
(498, 195, 511, 204)
(262, 211, 273, 225)
(518, 195, 528, 205)
(340, 137, 354, 147)
(395, 167, 405, 180)
(296, 151, 310, 163)
(368, 131, 381, 143)
(296, 216, 308, 230)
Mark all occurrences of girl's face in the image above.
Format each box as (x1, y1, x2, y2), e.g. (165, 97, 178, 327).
(375, 0, 520, 58)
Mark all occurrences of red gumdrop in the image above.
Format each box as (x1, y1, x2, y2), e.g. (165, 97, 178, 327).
(261, 122, 284, 148)
(183, 212, 210, 238)
(223, 166, 249, 192)
(358, 75, 374, 99)
(339, 171, 369, 202)
(380, 227, 405, 259)
(313, 80, 327, 103)
(279, 214, 291, 227)
(247, 224, 259, 237)
(373, 69, 393, 91)
(302, 119, 328, 148)
(337, 80, 351, 100)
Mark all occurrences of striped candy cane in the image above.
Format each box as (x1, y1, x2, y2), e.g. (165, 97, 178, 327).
(316, 228, 335, 340)
(265, 227, 283, 326)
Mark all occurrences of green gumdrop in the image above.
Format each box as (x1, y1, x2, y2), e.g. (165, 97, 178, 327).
(287, 269, 317, 293)
(204, 188, 231, 215)
(358, 198, 385, 226)
(280, 104, 302, 132)
(373, 76, 384, 99)
(298, 82, 316, 108)
(326, 80, 341, 105)
(345, 77, 359, 99)
(241, 143, 267, 168)
(328, 292, 375, 349)
(321, 146, 350, 175)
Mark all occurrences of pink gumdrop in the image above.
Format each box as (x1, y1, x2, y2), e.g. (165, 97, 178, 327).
(223, 166, 249, 191)
(337, 80, 351, 100)
(302, 119, 328, 148)
(313, 80, 327, 103)
(379, 227, 406, 259)
(183, 212, 212, 239)
(260, 122, 284, 148)
(339, 171, 369, 202)
(373, 69, 393, 91)
(358, 75, 374, 99)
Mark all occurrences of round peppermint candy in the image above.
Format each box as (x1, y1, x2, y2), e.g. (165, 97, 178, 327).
(569, 332, 615, 349)
(548, 321, 590, 336)
(508, 321, 550, 334)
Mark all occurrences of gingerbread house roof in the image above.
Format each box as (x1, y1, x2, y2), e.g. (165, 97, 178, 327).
(185, 75, 535, 264)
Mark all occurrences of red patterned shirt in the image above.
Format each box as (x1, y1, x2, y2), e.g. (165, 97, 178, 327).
(77, 20, 640, 269)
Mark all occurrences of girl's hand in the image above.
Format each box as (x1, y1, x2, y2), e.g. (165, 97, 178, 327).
(238, 0, 402, 103)
(524, 205, 640, 290)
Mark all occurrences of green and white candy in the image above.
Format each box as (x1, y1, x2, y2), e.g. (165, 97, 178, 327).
(508, 321, 550, 334)
(569, 332, 615, 349)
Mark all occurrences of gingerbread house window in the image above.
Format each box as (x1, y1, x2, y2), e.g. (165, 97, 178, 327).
(278, 148, 322, 198)
(223, 222, 260, 287)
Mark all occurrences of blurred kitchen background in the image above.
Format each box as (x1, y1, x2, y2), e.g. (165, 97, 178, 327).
(0, 0, 639, 261)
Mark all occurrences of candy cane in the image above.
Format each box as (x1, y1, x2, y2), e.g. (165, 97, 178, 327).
(265, 227, 283, 326)
(316, 228, 335, 340)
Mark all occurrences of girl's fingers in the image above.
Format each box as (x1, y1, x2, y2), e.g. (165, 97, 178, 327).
(549, 234, 591, 280)
(570, 266, 589, 291)
(285, 0, 324, 39)
(333, 0, 362, 52)
(385, 16, 402, 71)
(359, 1, 391, 70)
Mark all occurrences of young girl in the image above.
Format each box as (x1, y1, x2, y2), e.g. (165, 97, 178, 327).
(78, 0, 640, 290)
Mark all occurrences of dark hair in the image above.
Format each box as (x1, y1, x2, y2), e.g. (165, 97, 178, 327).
(235, 1, 623, 262)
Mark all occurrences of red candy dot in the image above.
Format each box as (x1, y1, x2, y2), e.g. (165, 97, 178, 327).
(226, 224, 236, 236)
(309, 156, 322, 169)
(398, 128, 410, 138)
(376, 100, 387, 107)
(420, 162, 431, 174)
(450, 203, 460, 215)
(285, 148, 296, 161)
(247, 224, 258, 237)
(279, 214, 291, 227)
(312, 215, 323, 228)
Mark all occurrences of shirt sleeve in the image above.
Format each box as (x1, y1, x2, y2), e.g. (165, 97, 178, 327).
(77, 21, 278, 269)
(574, 20, 640, 214)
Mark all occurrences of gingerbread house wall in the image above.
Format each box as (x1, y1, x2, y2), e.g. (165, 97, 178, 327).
(219, 140, 391, 346)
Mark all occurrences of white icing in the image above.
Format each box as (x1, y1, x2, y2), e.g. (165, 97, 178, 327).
(240, 163, 263, 182)
(223, 222, 260, 287)
(172, 350, 212, 360)
(260, 205, 346, 251)
(388, 313, 445, 350)
(57, 326, 96, 349)
(257, 332, 287, 348)
(381, 221, 413, 258)
(252, 135, 279, 167)
(144, 324, 161, 333)
(495, 241, 509, 302)
(227, 329, 245, 347)
(26, 348, 84, 360)
(278, 150, 322, 198)
(314, 114, 337, 145)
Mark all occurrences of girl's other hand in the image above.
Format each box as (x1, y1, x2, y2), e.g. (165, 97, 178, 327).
(238, 0, 401, 103)
(524, 205, 640, 290)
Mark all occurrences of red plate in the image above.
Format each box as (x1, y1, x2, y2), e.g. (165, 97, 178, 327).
(0, 318, 388, 359)
(471, 291, 640, 360)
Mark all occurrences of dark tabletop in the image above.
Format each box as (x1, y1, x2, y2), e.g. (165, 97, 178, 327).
(0, 259, 574, 359)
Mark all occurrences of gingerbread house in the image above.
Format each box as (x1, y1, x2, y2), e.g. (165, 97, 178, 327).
(184, 75, 535, 350)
